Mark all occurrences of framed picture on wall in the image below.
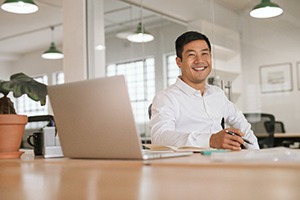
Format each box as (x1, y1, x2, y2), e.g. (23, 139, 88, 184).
(297, 62, 300, 90)
(260, 63, 293, 93)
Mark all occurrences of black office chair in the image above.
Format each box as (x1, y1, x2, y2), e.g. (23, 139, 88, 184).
(274, 121, 286, 133)
(244, 113, 275, 148)
(274, 121, 295, 147)
(148, 104, 152, 119)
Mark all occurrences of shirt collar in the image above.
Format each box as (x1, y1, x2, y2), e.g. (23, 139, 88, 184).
(175, 76, 212, 96)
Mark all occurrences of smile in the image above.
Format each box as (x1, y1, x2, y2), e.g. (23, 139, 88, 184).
(193, 66, 206, 71)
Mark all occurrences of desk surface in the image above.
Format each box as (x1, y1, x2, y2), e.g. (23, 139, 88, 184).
(275, 133, 300, 138)
(256, 133, 300, 138)
(1, 151, 300, 200)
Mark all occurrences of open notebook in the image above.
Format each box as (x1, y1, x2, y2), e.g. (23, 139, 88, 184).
(48, 75, 192, 160)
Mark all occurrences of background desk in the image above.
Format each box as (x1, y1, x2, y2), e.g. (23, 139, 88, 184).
(275, 133, 300, 148)
(1, 152, 300, 200)
(257, 133, 300, 147)
(274, 133, 300, 138)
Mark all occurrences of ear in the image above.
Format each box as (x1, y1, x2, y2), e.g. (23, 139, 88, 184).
(176, 57, 182, 69)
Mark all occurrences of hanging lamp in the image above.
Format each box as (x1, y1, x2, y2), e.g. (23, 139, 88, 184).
(1, 0, 38, 14)
(127, 22, 154, 43)
(250, 0, 283, 18)
(41, 26, 64, 60)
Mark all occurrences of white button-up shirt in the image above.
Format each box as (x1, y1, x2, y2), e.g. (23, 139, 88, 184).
(149, 77, 259, 149)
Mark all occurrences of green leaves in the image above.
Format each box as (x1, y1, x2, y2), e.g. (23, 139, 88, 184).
(0, 73, 47, 106)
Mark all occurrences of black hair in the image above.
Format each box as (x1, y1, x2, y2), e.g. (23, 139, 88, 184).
(175, 31, 211, 59)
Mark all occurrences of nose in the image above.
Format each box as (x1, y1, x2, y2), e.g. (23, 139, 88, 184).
(194, 54, 205, 64)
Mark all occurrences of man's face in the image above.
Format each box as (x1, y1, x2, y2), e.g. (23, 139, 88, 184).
(176, 40, 212, 89)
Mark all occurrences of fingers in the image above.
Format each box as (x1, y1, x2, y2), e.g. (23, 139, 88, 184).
(221, 130, 244, 150)
(226, 128, 244, 137)
(223, 143, 241, 151)
(226, 132, 244, 144)
(224, 135, 243, 151)
(210, 129, 245, 150)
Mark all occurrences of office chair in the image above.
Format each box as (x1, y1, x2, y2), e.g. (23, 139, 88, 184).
(274, 121, 286, 133)
(148, 104, 152, 119)
(244, 113, 275, 148)
(274, 121, 294, 147)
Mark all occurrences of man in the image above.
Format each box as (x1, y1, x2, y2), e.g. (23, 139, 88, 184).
(149, 31, 259, 150)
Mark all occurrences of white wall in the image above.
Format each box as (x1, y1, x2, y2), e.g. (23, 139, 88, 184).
(0, 61, 13, 80)
(240, 13, 300, 132)
(10, 48, 63, 85)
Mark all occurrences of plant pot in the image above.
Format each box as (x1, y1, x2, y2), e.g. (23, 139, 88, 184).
(0, 114, 28, 159)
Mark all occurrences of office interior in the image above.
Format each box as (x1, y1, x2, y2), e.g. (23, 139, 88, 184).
(0, 0, 300, 140)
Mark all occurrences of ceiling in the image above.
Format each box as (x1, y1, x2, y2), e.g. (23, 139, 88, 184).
(0, 0, 63, 60)
(0, 0, 298, 61)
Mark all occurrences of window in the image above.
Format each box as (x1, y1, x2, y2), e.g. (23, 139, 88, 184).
(106, 58, 155, 126)
(166, 54, 181, 86)
(54, 71, 64, 85)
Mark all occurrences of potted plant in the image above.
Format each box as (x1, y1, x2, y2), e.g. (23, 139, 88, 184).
(0, 73, 47, 159)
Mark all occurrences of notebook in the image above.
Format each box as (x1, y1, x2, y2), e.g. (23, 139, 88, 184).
(48, 75, 192, 160)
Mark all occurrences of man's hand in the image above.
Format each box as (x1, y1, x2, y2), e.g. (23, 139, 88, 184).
(209, 129, 245, 150)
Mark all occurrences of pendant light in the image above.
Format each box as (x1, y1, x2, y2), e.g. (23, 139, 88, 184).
(127, 22, 154, 43)
(41, 26, 64, 60)
(127, 0, 154, 43)
(250, 0, 283, 18)
(1, 0, 38, 14)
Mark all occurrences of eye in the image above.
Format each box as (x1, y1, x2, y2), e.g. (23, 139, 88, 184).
(202, 52, 210, 58)
(187, 53, 196, 57)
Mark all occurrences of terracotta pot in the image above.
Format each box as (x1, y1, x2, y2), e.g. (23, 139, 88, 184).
(0, 115, 28, 159)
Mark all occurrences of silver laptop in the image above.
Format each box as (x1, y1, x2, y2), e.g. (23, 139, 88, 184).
(48, 75, 192, 160)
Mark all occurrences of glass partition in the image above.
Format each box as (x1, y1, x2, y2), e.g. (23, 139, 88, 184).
(1, 0, 298, 134)
(86, 0, 300, 134)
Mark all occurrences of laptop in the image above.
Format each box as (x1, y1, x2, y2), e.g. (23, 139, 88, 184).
(48, 75, 192, 160)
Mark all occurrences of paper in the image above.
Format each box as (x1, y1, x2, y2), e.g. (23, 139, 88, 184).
(143, 144, 204, 152)
(210, 147, 300, 162)
(142, 144, 230, 156)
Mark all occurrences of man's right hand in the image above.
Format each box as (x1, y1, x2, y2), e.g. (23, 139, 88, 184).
(209, 129, 244, 150)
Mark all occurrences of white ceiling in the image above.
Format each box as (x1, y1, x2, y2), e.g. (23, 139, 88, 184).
(0, 0, 63, 60)
(0, 0, 298, 61)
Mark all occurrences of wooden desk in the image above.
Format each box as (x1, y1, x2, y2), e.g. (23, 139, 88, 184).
(1, 151, 300, 200)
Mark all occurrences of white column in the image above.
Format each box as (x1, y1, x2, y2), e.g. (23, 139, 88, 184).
(62, 0, 87, 82)
(87, 0, 106, 79)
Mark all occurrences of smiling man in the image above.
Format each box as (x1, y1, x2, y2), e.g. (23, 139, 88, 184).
(149, 31, 259, 150)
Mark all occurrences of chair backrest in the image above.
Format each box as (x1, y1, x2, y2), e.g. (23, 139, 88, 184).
(148, 104, 152, 119)
(244, 113, 275, 148)
(274, 121, 286, 133)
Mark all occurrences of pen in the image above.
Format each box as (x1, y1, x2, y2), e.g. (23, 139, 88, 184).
(225, 130, 253, 145)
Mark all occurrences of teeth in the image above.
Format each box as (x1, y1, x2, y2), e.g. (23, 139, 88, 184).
(194, 67, 205, 71)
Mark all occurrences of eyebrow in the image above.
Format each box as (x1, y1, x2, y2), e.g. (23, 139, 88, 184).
(184, 48, 210, 54)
